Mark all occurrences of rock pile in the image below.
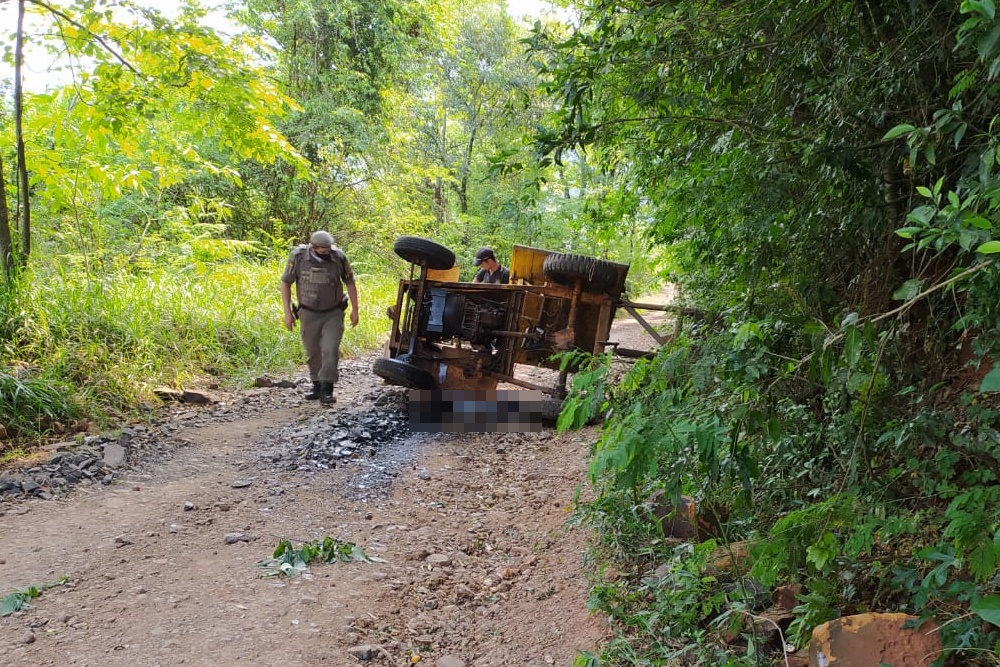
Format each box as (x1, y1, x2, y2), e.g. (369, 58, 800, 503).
(264, 398, 411, 472)
(0, 429, 140, 501)
(0, 358, 417, 505)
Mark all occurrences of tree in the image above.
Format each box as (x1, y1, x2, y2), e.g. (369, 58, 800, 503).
(387, 0, 561, 258)
(530, 0, 973, 318)
(1, 0, 307, 281)
(536, 2, 1000, 661)
(232, 0, 433, 244)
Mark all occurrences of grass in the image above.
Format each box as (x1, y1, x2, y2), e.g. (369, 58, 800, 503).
(0, 254, 399, 444)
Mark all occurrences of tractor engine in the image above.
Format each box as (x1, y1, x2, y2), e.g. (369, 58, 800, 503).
(422, 288, 507, 345)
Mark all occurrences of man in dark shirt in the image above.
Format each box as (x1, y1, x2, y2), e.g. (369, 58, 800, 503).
(472, 247, 510, 284)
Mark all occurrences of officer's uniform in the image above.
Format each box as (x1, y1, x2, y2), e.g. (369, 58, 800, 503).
(281, 244, 355, 387)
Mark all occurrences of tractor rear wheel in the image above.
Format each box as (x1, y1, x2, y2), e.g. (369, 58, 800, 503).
(542, 253, 618, 293)
(393, 236, 456, 271)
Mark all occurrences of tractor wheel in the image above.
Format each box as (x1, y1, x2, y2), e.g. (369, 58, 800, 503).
(372, 358, 436, 390)
(540, 397, 564, 425)
(542, 253, 619, 293)
(393, 236, 456, 271)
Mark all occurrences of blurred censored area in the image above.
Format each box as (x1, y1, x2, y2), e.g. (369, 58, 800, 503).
(409, 390, 543, 433)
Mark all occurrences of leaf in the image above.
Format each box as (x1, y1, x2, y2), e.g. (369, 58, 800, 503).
(976, 240, 1000, 253)
(925, 144, 937, 165)
(969, 544, 998, 581)
(967, 216, 993, 229)
(806, 531, 838, 572)
(972, 594, 1000, 627)
(906, 205, 936, 225)
(954, 122, 968, 148)
(893, 279, 923, 301)
(0, 594, 24, 616)
(960, 229, 980, 251)
(964, 0, 997, 20)
(844, 325, 862, 367)
(980, 367, 1000, 392)
(0, 591, 34, 617)
(978, 22, 1000, 60)
(882, 124, 916, 140)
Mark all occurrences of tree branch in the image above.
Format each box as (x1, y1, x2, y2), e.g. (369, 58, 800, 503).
(770, 259, 996, 390)
(29, 0, 143, 77)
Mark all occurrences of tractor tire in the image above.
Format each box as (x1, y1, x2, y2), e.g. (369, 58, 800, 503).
(540, 397, 564, 425)
(393, 236, 456, 271)
(542, 252, 619, 293)
(372, 358, 436, 390)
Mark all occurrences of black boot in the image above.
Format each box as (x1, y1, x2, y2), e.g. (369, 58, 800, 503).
(320, 382, 336, 404)
(304, 381, 322, 400)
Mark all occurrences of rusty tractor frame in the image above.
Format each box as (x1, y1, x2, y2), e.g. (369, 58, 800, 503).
(372, 236, 687, 399)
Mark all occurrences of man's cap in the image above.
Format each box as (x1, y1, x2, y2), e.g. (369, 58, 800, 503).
(310, 231, 334, 246)
(474, 247, 495, 266)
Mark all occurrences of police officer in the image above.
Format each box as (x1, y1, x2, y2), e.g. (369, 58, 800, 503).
(471, 247, 510, 284)
(280, 231, 360, 403)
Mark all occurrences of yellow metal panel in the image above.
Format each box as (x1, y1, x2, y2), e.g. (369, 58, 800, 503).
(427, 266, 461, 282)
(510, 245, 554, 285)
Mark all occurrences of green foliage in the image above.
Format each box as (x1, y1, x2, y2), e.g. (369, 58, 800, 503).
(785, 583, 839, 650)
(532, 0, 1000, 662)
(890, 545, 1000, 656)
(579, 490, 762, 666)
(569, 302, 1000, 660)
(572, 652, 600, 667)
(750, 494, 855, 588)
(567, 323, 774, 508)
(972, 595, 1000, 628)
(557, 350, 613, 432)
(0, 367, 81, 440)
(0, 241, 399, 440)
(256, 536, 385, 576)
(18, 0, 307, 217)
(233, 0, 435, 244)
(0, 588, 41, 617)
(0, 577, 69, 616)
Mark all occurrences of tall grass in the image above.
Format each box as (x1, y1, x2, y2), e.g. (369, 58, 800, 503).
(0, 256, 398, 443)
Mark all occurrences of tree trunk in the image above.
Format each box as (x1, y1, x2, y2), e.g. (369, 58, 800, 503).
(0, 151, 12, 280)
(14, 0, 30, 272)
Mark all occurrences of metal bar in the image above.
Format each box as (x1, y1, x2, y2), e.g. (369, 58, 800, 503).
(486, 330, 543, 339)
(594, 297, 614, 354)
(619, 300, 705, 318)
(500, 290, 523, 378)
(618, 300, 674, 311)
(623, 304, 667, 345)
(407, 265, 430, 355)
(613, 347, 656, 360)
(486, 371, 553, 393)
(388, 280, 406, 356)
(426, 280, 614, 305)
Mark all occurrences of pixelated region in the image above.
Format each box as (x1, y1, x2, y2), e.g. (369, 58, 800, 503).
(408, 389, 544, 433)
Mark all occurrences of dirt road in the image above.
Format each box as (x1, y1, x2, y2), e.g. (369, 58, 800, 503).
(0, 298, 678, 667)
(0, 353, 614, 667)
